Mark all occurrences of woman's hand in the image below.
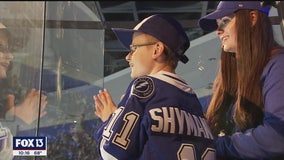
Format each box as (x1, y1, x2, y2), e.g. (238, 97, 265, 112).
(6, 88, 48, 124)
(94, 89, 117, 122)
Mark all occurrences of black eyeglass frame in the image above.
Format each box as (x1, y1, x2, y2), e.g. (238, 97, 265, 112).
(129, 42, 158, 54)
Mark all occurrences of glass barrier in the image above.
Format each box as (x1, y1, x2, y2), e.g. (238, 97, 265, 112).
(0, 1, 103, 159)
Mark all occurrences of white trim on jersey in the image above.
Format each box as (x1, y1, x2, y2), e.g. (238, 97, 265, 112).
(100, 139, 118, 160)
(149, 71, 194, 94)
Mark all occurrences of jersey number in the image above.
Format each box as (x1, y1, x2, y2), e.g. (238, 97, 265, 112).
(103, 107, 139, 149)
(178, 144, 216, 160)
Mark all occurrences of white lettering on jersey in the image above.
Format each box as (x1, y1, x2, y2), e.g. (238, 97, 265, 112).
(149, 107, 214, 140)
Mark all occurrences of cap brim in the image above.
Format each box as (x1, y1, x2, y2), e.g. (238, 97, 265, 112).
(112, 28, 137, 50)
(198, 10, 234, 32)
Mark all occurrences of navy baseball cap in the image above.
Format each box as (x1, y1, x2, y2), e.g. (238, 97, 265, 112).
(112, 14, 190, 64)
(198, 1, 271, 32)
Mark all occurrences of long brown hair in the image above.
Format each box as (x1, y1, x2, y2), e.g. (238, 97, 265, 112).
(206, 10, 280, 136)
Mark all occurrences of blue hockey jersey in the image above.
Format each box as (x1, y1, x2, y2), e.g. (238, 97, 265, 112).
(95, 71, 216, 160)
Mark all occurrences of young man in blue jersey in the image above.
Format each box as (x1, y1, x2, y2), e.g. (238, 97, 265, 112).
(93, 14, 216, 160)
(199, 1, 284, 159)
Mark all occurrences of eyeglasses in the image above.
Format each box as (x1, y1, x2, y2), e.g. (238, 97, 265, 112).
(217, 16, 233, 30)
(129, 42, 158, 54)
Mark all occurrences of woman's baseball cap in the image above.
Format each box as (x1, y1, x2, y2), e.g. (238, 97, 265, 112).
(198, 1, 271, 32)
(112, 14, 190, 64)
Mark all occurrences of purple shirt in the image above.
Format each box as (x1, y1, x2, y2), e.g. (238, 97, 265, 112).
(217, 52, 284, 159)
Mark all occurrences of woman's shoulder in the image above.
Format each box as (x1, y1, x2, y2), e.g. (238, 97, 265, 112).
(262, 48, 284, 79)
(271, 47, 284, 58)
(269, 48, 284, 65)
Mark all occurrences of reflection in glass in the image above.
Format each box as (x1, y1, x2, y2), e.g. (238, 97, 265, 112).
(0, 1, 104, 159)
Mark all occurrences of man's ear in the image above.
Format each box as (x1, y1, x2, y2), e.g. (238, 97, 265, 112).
(152, 42, 164, 59)
(250, 10, 258, 26)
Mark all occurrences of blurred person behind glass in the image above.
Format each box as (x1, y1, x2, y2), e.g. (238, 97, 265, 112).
(0, 22, 47, 160)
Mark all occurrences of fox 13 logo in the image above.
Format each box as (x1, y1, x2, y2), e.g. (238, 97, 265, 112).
(13, 137, 47, 156)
